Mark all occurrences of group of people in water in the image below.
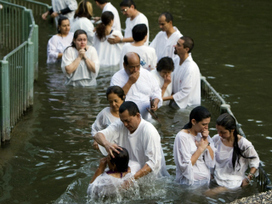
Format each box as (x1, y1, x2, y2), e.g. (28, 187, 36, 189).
(42, 0, 260, 199)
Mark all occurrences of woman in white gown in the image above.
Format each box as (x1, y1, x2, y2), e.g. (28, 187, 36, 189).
(70, 0, 95, 45)
(46, 16, 74, 64)
(210, 113, 259, 191)
(173, 106, 215, 186)
(61, 29, 99, 86)
(91, 86, 125, 154)
(87, 147, 140, 197)
(93, 11, 123, 67)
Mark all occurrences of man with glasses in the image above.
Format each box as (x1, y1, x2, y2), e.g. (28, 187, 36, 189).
(110, 52, 161, 120)
(108, 0, 149, 46)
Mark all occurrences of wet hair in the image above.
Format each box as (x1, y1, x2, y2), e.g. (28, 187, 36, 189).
(74, 0, 93, 19)
(106, 86, 125, 101)
(180, 36, 194, 53)
(119, 101, 140, 116)
(156, 57, 174, 72)
(94, 0, 109, 4)
(160, 12, 173, 23)
(57, 16, 69, 34)
(95, 11, 114, 41)
(132, 24, 147, 42)
(183, 106, 211, 129)
(123, 53, 140, 66)
(110, 147, 129, 172)
(216, 113, 256, 169)
(120, 0, 136, 9)
(71, 29, 88, 48)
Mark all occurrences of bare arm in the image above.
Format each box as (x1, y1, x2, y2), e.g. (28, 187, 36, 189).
(241, 167, 258, 187)
(133, 164, 152, 180)
(65, 56, 81, 74)
(191, 136, 210, 165)
(161, 75, 171, 98)
(84, 54, 96, 73)
(90, 157, 107, 183)
(163, 95, 174, 101)
(108, 35, 134, 44)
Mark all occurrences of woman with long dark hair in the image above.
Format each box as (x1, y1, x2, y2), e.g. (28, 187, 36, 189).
(93, 11, 123, 67)
(212, 113, 259, 189)
(173, 106, 215, 186)
(61, 29, 99, 86)
(46, 16, 73, 63)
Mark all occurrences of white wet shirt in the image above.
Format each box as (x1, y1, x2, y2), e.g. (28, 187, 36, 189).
(124, 13, 149, 46)
(70, 17, 94, 45)
(93, 30, 123, 67)
(99, 118, 166, 176)
(51, 0, 78, 25)
(174, 131, 215, 186)
(46, 32, 73, 64)
(119, 43, 157, 71)
(110, 67, 162, 120)
(102, 3, 121, 32)
(172, 55, 201, 109)
(150, 27, 182, 62)
(61, 46, 100, 86)
(212, 134, 260, 189)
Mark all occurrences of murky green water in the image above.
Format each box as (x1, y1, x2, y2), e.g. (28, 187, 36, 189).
(0, 0, 272, 203)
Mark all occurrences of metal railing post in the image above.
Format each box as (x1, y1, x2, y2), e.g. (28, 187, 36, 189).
(0, 60, 11, 144)
(27, 39, 34, 106)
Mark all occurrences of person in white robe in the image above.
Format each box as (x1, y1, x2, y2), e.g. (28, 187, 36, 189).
(93, 11, 123, 67)
(94, 0, 121, 32)
(163, 36, 201, 109)
(108, 0, 149, 46)
(94, 101, 169, 188)
(46, 16, 73, 64)
(110, 52, 162, 120)
(119, 24, 157, 71)
(150, 12, 182, 61)
(61, 29, 99, 86)
(87, 148, 141, 197)
(174, 106, 215, 186)
(211, 113, 259, 190)
(150, 57, 174, 106)
(70, 0, 95, 45)
(42, 0, 78, 27)
(91, 86, 125, 153)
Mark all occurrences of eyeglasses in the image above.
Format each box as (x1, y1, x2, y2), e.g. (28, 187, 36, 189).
(121, 8, 129, 12)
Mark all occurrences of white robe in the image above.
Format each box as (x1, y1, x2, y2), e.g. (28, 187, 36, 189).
(124, 13, 149, 46)
(110, 67, 162, 120)
(172, 55, 201, 109)
(70, 17, 94, 45)
(150, 70, 172, 106)
(93, 30, 123, 67)
(87, 160, 141, 197)
(149, 27, 182, 61)
(46, 32, 73, 64)
(102, 3, 121, 32)
(212, 134, 260, 189)
(119, 43, 157, 71)
(51, 0, 78, 26)
(99, 118, 168, 177)
(61, 46, 100, 86)
(173, 131, 215, 186)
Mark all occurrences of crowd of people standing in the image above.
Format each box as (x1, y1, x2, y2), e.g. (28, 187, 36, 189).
(42, 0, 260, 199)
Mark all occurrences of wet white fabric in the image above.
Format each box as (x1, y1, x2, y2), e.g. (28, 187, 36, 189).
(93, 30, 123, 67)
(46, 32, 73, 64)
(87, 160, 140, 197)
(119, 43, 157, 71)
(102, 3, 121, 32)
(70, 17, 94, 45)
(99, 118, 168, 177)
(150, 70, 172, 106)
(51, 0, 78, 26)
(149, 27, 182, 61)
(124, 13, 149, 46)
(212, 134, 260, 189)
(172, 55, 201, 109)
(61, 46, 100, 86)
(174, 131, 215, 186)
(110, 67, 162, 120)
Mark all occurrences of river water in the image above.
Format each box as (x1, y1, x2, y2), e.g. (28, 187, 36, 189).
(0, 0, 271, 203)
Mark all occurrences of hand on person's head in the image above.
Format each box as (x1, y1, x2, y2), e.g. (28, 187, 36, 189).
(104, 142, 122, 158)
